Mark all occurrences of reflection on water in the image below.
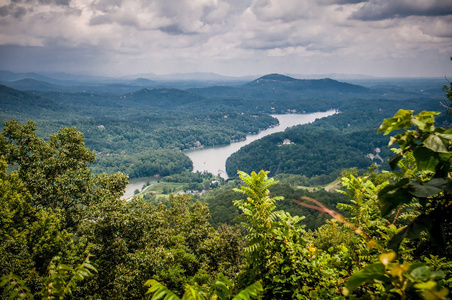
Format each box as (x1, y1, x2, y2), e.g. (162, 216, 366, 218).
(123, 176, 158, 199)
(123, 110, 336, 197)
(185, 110, 337, 179)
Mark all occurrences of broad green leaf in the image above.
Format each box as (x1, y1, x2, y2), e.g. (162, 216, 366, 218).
(411, 266, 432, 282)
(414, 281, 437, 290)
(388, 214, 432, 251)
(378, 178, 412, 216)
(377, 109, 414, 135)
(413, 147, 440, 172)
(412, 118, 427, 131)
(379, 252, 396, 266)
(413, 111, 440, 132)
(344, 263, 387, 294)
(406, 178, 452, 198)
(424, 135, 451, 153)
(388, 152, 403, 171)
(417, 111, 440, 118)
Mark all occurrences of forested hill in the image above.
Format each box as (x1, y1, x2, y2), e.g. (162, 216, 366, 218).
(0, 73, 448, 179)
(0, 85, 62, 116)
(245, 73, 369, 93)
(0, 82, 279, 178)
(226, 111, 391, 179)
(225, 90, 447, 180)
(1, 74, 377, 115)
(2, 73, 452, 299)
(119, 88, 206, 109)
(187, 73, 372, 103)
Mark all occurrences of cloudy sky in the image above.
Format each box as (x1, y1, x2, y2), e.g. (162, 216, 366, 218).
(0, 0, 452, 77)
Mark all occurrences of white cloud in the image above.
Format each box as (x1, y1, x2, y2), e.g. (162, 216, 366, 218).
(0, 0, 451, 77)
(351, 0, 452, 20)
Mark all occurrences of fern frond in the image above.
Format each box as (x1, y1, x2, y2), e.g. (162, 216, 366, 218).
(243, 244, 260, 253)
(66, 255, 97, 295)
(237, 171, 255, 188)
(232, 281, 263, 300)
(181, 285, 206, 300)
(144, 279, 181, 300)
(268, 211, 280, 222)
(0, 274, 34, 300)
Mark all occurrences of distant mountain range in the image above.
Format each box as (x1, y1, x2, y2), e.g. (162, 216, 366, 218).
(0, 73, 374, 118)
(0, 70, 254, 86)
(245, 73, 369, 93)
(121, 72, 257, 82)
(0, 69, 377, 86)
(0, 72, 446, 117)
(0, 69, 446, 93)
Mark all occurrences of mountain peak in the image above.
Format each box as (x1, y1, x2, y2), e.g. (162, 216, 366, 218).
(257, 73, 297, 82)
(244, 73, 369, 93)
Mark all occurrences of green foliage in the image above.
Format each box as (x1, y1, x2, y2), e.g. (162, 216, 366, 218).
(336, 174, 390, 235)
(233, 170, 283, 236)
(91, 150, 193, 178)
(0, 274, 34, 300)
(76, 193, 244, 299)
(41, 256, 97, 299)
(1, 121, 243, 299)
(144, 274, 263, 300)
(442, 81, 452, 113)
(204, 189, 244, 228)
(0, 255, 96, 300)
(0, 155, 81, 293)
(226, 111, 393, 179)
(233, 170, 343, 299)
(338, 108, 452, 299)
(0, 119, 98, 230)
(2, 79, 451, 300)
(377, 110, 452, 251)
(344, 252, 449, 299)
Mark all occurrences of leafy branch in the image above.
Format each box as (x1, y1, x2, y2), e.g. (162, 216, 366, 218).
(144, 274, 263, 300)
(0, 255, 97, 300)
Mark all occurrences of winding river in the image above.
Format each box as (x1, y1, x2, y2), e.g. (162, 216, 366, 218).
(185, 110, 337, 179)
(123, 110, 336, 198)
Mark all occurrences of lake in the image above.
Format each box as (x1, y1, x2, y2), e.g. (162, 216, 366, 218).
(123, 110, 337, 197)
(122, 176, 159, 199)
(185, 110, 337, 179)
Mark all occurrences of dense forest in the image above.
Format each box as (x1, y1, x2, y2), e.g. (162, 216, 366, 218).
(1, 72, 451, 299)
(0, 73, 446, 179)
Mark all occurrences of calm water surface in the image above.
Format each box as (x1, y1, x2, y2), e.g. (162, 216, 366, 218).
(123, 176, 158, 199)
(185, 110, 337, 179)
(124, 110, 337, 197)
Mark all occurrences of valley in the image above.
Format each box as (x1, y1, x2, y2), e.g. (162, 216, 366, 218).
(1, 71, 447, 184)
(1, 70, 451, 299)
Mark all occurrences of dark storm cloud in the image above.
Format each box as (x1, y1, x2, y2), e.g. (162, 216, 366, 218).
(159, 24, 192, 35)
(87, 0, 240, 35)
(38, 0, 71, 6)
(13, 5, 26, 18)
(0, 0, 451, 77)
(0, 0, 71, 19)
(89, 13, 140, 28)
(91, 0, 123, 12)
(0, 4, 27, 18)
(351, 0, 452, 21)
(240, 38, 310, 51)
(0, 44, 109, 73)
(319, 0, 367, 4)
